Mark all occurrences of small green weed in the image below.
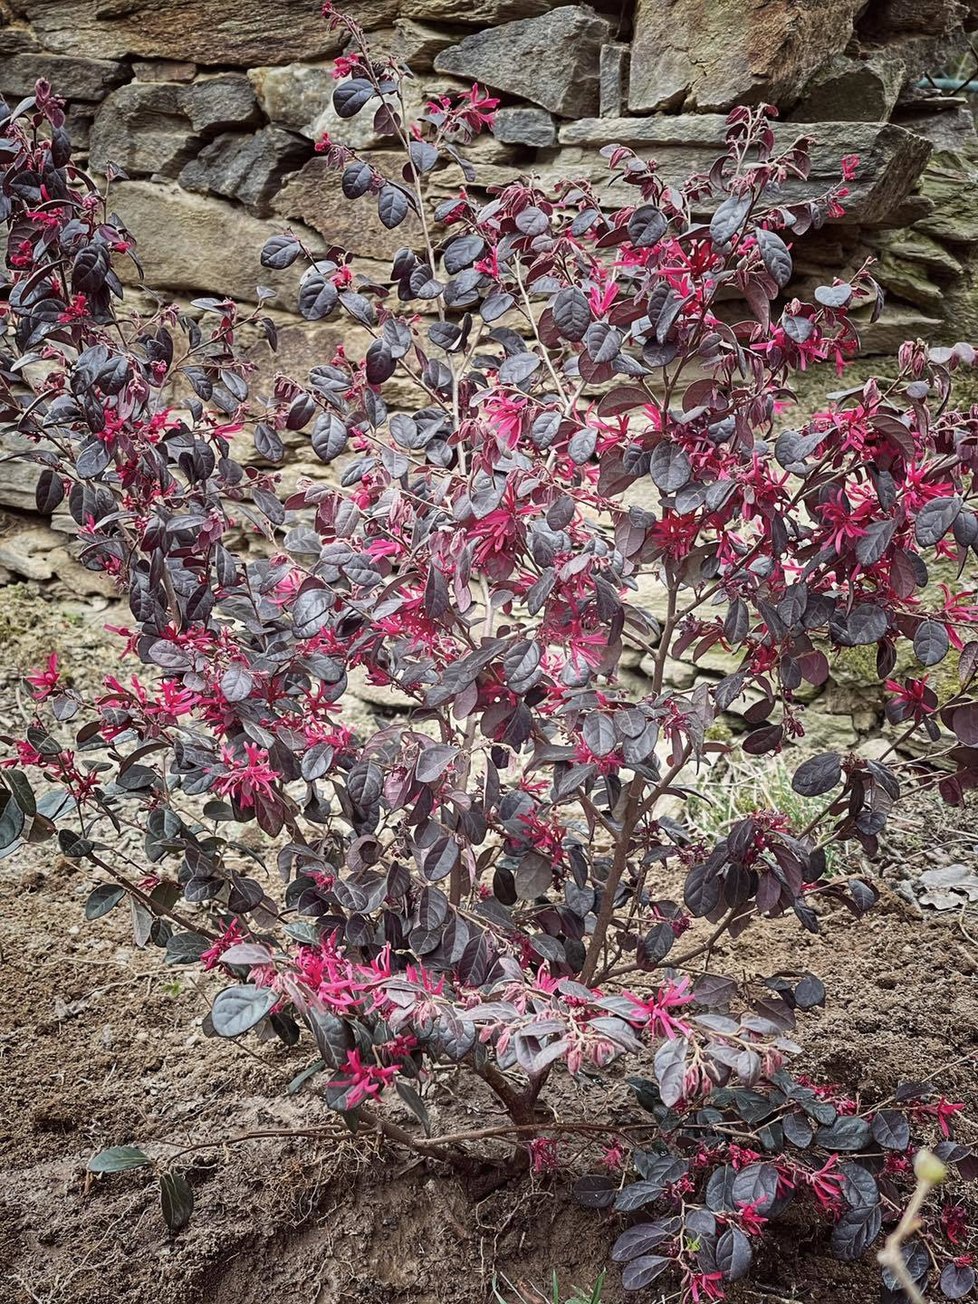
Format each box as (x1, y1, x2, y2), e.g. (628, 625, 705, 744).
(491, 1269, 606, 1304)
(686, 754, 846, 875)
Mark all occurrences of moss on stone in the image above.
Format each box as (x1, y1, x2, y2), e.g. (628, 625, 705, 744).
(0, 585, 67, 675)
(826, 632, 964, 713)
(705, 720, 733, 742)
(831, 642, 886, 694)
(0, 583, 97, 690)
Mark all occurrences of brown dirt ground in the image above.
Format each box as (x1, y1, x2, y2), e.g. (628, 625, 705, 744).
(1, 589, 977, 1304)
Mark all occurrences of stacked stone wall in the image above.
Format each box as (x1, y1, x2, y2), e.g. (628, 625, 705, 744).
(1, 0, 977, 746)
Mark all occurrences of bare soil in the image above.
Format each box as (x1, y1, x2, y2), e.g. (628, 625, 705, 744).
(1, 589, 977, 1304)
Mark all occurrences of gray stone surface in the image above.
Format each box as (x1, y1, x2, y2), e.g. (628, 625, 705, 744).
(628, 0, 863, 112)
(89, 82, 195, 178)
(856, 303, 943, 353)
(872, 250, 945, 311)
(860, 0, 969, 37)
(457, 132, 528, 165)
(390, 18, 461, 69)
(791, 54, 906, 122)
(179, 127, 311, 215)
(248, 63, 335, 136)
(0, 24, 40, 54)
(88, 76, 260, 178)
(15, 0, 396, 65)
(435, 6, 612, 117)
(0, 434, 54, 515)
(109, 181, 315, 303)
(412, 0, 572, 21)
(0, 512, 125, 594)
(132, 59, 197, 83)
(493, 106, 556, 147)
(915, 154, 978, 244)
(273, 156, 422, 260)
(181, 74, 260, 133)
(556, 116, 933, 224)
(65, 105, 95, 152)
(897, 106, 978, 153)
(0, 52, 125, 102)
(0, 525, 65, 581)
(875, 230, 964, 276)
(599, 42, 628, 118)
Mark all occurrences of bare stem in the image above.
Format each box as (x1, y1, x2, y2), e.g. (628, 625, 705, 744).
(579, 776, 645, 985)
(876, 1151, 948, 1304)
(89, 852, 216, 939)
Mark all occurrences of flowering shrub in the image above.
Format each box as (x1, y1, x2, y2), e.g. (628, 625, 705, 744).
(2, 8, 978, 1297)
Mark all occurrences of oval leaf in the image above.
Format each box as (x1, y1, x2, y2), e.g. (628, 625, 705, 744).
(572, 1174, 616, 1208)
(914, 620, 949, 667)
(160, 1170, 194, 1232)
(88, 1145, 151, 1173)
(621, 1255, 670, 1291)
(85, 884, 126, 920)
(552, 287, 591, 342)
(871, 1109, 910, 1151)
(650, 442, 691, 494)
(211, 984, 277, 1037)
(792, 752, 842, 797)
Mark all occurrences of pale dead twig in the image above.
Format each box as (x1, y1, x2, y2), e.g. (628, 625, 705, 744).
(877, 1149, 948, 1304)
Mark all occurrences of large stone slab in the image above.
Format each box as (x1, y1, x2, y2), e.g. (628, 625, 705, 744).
(435, 6, 612, 117)
(273, 156, 422, 260)
(179, 128, 311, 215)
(181, 74, 260, 133)
(857, 0, 971, 86)
(915, 154, 978, 244)
(872, 249, 945, 313)
(132, 58, 197, 83)
(599, 42, 629, 117)
(0, 524, 66, 581)
(89, 82, 196, 178)
(88, 76, 260, 179)
(248, 63, 336, 137)
(493, 106, 556, 147)
(628, 0, 863, 112)
(412, 0, 574, 21)
(859, 0, 969, 37)
(108, 181, 315, 304)
(13, 0, 397, 65)
(389, 18, 461, 70)
(0, 23, 39, 55)
(874, 230, 964, 277)
(856, 303, 943, 354)
(0, 52, 126, 102)
(790, 54, 906, 123)
(0, 434, 54, 515)
(554, 116, 932, 223)
(896, 106, 978, 155)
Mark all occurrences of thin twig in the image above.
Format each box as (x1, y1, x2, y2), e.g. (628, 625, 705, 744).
(877, 1150, 948, 1304)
